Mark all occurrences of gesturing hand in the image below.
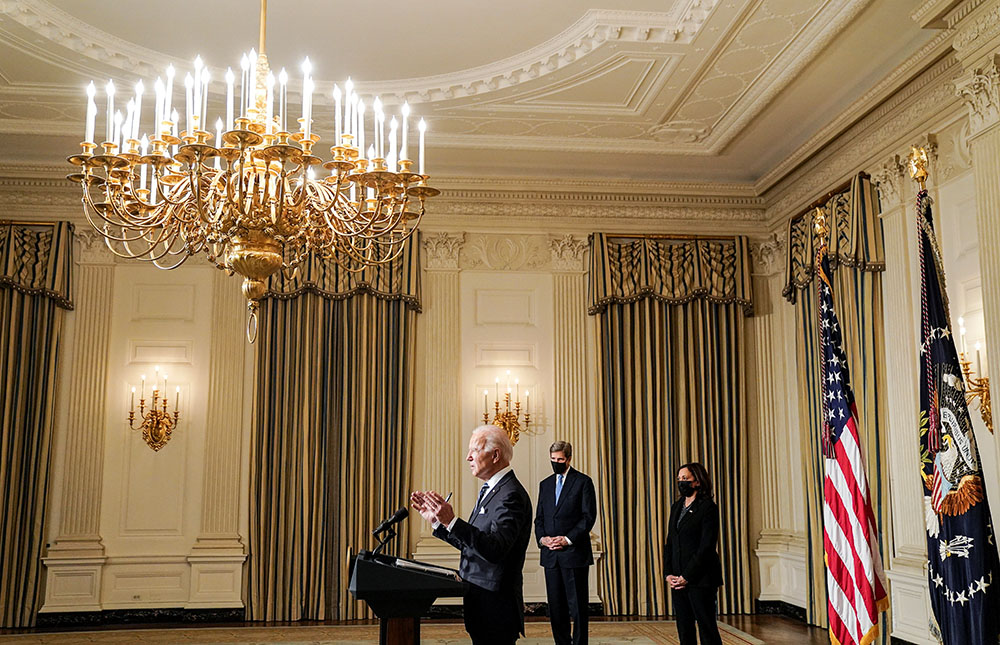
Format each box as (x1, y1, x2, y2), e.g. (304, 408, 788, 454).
(410, 491, 439, 524)
(423, 490, 456, 525)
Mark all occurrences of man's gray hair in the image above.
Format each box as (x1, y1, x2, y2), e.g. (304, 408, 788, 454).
(549, 441, 572, 459)
(473, 425, 514, 464)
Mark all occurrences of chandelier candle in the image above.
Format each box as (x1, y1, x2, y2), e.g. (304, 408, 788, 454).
(66, 0, 438, 343)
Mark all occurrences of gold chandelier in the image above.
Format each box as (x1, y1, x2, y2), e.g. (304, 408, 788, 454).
(482, 371, 532, 445)
(66, 0, 438, 340)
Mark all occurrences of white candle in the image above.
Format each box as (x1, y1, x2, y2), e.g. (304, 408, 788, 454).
(141, 374, 145, 400)
(140, 135, 148, 189)
(304, 77, 314, 139)
(225, 67, 234, 130)
(154, 78, 164, 138)
(525, 390, 530, 414)
(193, 56, 203, 129)
(418, 118, 426, 175)
(401, 102, 409, 161)
(113, 110, 123, 151)
(131, 386, 136, 411)
(200, 69, 210, 132)
(265, 72, 275, 134)
(85, 82, 97, 144)
(175, 386, 180, 410)
(105, 80, 115, 143)
(184, 73, 194, 136)
(344, 78, 354, 140)
(960, 325, 968, 355)
(373, 96, 383, 158)
(301, 57, 312, 135)
(164, 65, 175, 129)
(333, 84, 342, 144)
(388, 116, 397, 171)
(278, 68, 288, 132)
(133, 80, 144, 142)
(239, 54, 249, 119)
(123, 99, 135, 148)
(495, 377, 499, 399)
(248, 49, 258, 114)
(976, 341, 982, 375)
(171, 108, 179, 155)
(358, 100, 366, 154)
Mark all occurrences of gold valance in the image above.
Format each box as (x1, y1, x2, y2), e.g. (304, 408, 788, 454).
(0, 221, 74, 310)
(263, 234, 421, 311)
(588, 233, 753, 316)
(782, 174, 884, 304)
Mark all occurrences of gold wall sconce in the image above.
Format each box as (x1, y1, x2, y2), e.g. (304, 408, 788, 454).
(128, 365, 180, 451)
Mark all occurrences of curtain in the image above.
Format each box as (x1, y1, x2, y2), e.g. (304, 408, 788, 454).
(0, 222, 73, 628)
(782, 174, 891, 633)
(589, 234, 752, 616)
(247, 242, 420, 622)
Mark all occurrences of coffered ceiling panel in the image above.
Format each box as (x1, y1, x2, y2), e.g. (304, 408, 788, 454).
(0, 0, 939, 186)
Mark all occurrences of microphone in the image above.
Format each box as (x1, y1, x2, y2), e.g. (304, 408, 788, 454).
(372, 507, 408, 535)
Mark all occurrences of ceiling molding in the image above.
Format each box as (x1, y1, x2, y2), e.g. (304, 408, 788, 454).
(0, 2, 716, 105)
(698, 0, 876, 153)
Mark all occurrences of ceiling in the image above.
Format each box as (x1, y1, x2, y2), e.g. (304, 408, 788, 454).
(0, 0, 939, 188)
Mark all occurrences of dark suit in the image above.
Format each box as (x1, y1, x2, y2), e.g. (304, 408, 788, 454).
(664, 494, 723, 645)
(535, 468, 597, 645)
(434, 470, 532, 644)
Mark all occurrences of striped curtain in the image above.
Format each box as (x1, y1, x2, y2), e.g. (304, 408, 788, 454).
(247, 242, 420, 621)
(589, 234, 753, 616)
(0, 222, 73, 628)
(783, 174, 890, 633)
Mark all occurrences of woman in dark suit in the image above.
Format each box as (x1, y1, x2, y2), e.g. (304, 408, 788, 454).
(664, 462, 724, 645)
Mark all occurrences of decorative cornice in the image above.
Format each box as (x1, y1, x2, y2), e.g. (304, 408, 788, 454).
(0, 3, 713, 105)
(74, 229, 115, 266)
(749, 232, 785, 277)
(951, 3, 1000, 58)
(459, 234, 551, 271)
(871, 154, 908, 210)
(549, 235, 589, 273)
(421, 232, 465, 270)
(955, 53, 1000, 138)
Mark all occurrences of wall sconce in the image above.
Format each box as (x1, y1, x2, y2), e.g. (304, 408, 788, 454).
(959, 320, 992, 434)
(483, 370, 531, 445)
(128, 365, 180, 451)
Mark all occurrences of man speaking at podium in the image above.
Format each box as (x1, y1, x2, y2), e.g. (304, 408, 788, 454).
(411, 425, 532, 644)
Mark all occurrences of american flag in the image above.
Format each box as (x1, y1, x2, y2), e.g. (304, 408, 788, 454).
(816, 251, 889, 645)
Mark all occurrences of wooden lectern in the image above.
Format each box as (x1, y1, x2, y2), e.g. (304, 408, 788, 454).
(349, 551, 466, 645)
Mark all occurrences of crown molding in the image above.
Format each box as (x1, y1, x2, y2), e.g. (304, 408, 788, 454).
(0, 2, 714, 106)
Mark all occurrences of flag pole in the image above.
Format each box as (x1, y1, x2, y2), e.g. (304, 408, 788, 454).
(814, 207, 834, 458)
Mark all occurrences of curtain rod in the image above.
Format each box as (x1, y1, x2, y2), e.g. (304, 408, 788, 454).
(605, 233, 739, 241)
(0, 219, 60, 227)
(788, 172, 869, 225)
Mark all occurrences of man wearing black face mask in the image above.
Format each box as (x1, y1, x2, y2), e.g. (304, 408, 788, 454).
(535, 441, 597, 645)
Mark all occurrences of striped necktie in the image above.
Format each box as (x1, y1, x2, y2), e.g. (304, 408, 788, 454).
(471, 482, 489, 519)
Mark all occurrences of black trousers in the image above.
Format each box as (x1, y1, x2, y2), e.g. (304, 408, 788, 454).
(464, 583, 520, 645)
(671, 586, 723, 645)
(544, 566, 589, 645)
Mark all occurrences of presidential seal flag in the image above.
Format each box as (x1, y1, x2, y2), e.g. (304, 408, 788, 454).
(916, 187, 1000, 644)
(814, 210, 888, 645)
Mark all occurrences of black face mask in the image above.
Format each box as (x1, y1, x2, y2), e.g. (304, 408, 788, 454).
(678, 480, 697, 497)
(551, 460, 568, 475)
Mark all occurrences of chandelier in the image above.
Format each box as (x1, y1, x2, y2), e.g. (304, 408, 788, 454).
(66, 0, 438, 341)
(128, 366, 180, 452)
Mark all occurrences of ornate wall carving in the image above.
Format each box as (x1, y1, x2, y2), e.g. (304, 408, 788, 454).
(459, 234, 551, 271)
(549, 235, 588, 273)
(421, 232, 466, 270)
(749, 233, 785, 277)
(956, 53, 1000, 138)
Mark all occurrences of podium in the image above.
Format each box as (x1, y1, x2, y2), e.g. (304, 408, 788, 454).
(349, 550, 466, 645)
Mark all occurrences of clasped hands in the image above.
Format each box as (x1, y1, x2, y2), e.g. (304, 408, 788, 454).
(666, 575, 688, 590)
(410, 490, 456, 526)
(540, 536, 570, 550)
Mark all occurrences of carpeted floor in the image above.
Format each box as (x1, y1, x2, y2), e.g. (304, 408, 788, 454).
(0, 621, 764, 644)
